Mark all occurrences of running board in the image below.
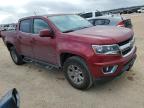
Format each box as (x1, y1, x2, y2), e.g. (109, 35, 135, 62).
(23, 57, 33, 63)
(23, 57, 60, 69)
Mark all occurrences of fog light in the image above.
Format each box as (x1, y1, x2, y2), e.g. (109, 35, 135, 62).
(103, 65, 118, 74)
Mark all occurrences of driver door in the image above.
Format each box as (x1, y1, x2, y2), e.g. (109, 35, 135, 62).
(31, 18, 58, 65)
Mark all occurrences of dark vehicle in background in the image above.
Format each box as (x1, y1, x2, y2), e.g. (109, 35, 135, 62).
(79, 11, 133, 28)
(0, 88, 20, 108)
(122, 9, 133, 14)
(121, 8, 141, 14)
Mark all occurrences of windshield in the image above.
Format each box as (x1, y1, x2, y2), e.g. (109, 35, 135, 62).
(48, 15, 93, 33)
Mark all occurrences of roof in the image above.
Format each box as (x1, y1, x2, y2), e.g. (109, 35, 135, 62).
(43, 14, 74, 17)
(19, 14, 75, 21)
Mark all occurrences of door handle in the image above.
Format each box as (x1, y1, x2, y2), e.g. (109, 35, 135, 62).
(30, 38, 36, 44)
(17, 36, 22, 39)
(30, 39, 34, 43)
(32, 38, 36, 41)
(31, 38, 36, 44)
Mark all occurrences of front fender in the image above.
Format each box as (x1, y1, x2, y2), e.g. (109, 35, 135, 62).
(58, 40, 94, 62)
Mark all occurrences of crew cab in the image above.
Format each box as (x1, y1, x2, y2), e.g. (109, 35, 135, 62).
(0, 14, 136, 90)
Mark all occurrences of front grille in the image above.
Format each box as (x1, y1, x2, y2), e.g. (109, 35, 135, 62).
(118, 36, 133, 46)
(118, 37, 134, 56)
(121, 47, 132, 55)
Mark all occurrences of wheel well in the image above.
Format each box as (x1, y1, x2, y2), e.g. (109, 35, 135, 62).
(60, 53, 77, 66)
(6, 43, 14, 51)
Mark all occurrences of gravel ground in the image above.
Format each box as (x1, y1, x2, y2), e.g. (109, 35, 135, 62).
(0, 13, 144, 108)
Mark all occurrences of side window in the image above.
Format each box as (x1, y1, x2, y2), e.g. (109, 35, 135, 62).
(20, 19, 31, 33)
(80, 13, 92, 18)
(95, 12, 102, 17)
(94, 19, 110, 25)
(33, 19, 50, 34)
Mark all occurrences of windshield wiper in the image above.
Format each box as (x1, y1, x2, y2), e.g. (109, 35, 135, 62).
(63, 29, 75, 33)
(74, 26, 93, 31)
(63, 26, 93, 33)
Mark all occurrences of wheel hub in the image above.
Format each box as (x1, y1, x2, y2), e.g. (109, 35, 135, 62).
(67, 65, 84, 85)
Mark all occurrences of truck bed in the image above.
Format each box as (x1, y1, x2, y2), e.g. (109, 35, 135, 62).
(0, 30, 17, 44)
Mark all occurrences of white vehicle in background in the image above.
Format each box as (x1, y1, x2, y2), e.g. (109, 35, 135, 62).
(79, 11, 103, 20)
(79, 11, 133, 29)
(0, 25, 5, 31)
(7, 25, 16, 31)
(138, 7, 144, 13)
(0, 23, 16, 31)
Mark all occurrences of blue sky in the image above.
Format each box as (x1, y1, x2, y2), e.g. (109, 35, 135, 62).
(0, 0, 143, 24)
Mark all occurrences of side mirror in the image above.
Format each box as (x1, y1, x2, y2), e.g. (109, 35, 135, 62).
(0, 88, 20, 108)
(39, 29, 53, 37)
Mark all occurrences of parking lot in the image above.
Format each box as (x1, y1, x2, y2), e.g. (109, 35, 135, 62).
(0, 13, 144, 108)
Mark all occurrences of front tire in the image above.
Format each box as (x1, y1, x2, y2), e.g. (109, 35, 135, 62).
(10, 47, 24, 65)
(63, 56, 93, 90)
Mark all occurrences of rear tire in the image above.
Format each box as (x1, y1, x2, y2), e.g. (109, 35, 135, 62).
(10, 47, 24, 65)
(63, 56, 93, 90)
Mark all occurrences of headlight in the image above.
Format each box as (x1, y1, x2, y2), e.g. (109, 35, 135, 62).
(92, 44, 121, 55)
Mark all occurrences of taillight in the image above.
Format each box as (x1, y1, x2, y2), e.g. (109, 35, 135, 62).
(117, 21, 125, 27)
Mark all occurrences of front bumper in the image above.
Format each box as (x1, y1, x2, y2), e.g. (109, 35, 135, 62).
(87, 46, 137, 79)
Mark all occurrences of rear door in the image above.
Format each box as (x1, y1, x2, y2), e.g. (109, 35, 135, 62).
(18, 19, 34, 58)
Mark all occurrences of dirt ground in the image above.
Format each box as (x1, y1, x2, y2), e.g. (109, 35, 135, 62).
(0, 13, 144, 108)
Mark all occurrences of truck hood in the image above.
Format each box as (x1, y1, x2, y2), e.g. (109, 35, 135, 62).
(65, 26, 133, 45)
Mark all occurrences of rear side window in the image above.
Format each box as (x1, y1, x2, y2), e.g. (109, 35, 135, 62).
(94, 19, 110, 25)
(20, 19, 31, 33)
(95, 12, 102, 17)
(33, 19, 50, 34)
(80, 13, 92, 18)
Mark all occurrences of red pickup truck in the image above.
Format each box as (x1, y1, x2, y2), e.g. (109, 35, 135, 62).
(0, 14, 136, 90)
